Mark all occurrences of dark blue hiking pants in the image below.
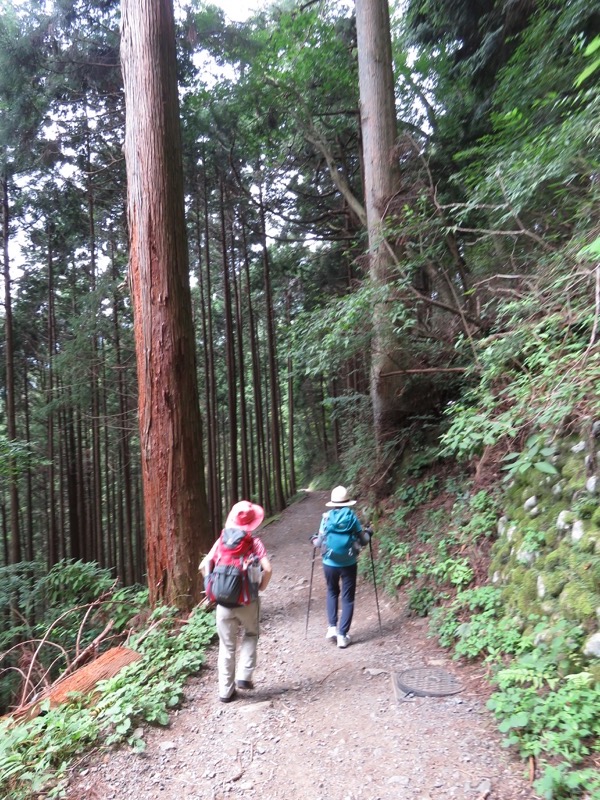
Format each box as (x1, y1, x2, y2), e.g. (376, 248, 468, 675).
(323, 562, 357, 636)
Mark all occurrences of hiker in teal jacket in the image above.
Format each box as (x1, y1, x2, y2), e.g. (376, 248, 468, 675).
(313, 486, 370, 649)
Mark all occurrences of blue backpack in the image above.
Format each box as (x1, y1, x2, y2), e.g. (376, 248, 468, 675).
(321, 509, 361, 564)
(324, 531, 359, 562)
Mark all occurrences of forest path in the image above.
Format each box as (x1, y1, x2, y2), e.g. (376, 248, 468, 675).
(67, 491, 538, 800)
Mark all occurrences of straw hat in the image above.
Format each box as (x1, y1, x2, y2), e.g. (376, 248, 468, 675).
(325, 486, 357, 507)
(225, 500, 265, 531)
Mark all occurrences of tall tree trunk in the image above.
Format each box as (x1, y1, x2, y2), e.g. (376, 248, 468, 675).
(2, 171, 21, 564)
(22, 358, 34, 563)
(194, 174, 216, 537)
(66, 403, 81, 562)
(101, 359, 114, 570)
(285, 291, 296, 496)
(219, 179, 239, 504)
(201, 168, 220, 534)
(232, 217, 250, 500)
(111, 237, 134, 583)
(258, 183, 285, 511)
(76, 407, 88, 561)
(86, 128, 104, 567)
(121, 0, 211, 609)
(46, 230, 59, 566)
(241, 220, 269, 510)
(355, 0, 404, 451)
(331, 377, 341, 463)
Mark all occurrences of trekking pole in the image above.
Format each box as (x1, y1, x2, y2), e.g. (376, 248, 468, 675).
(367, 529, 383, 636)
(305, 540, 317, 639)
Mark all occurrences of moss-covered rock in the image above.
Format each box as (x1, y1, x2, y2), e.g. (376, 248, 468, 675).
(574, 498, 599, 520)
(561, 454, 587, 494)
(506, 567, 541, 616)
(558, 582, 600, 622)
(539, 571, 568, 598)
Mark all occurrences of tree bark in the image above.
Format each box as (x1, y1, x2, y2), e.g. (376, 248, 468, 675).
(46, 230, 58, 567)
(85, 130, 105, 568)
(355, 0, 403, 450)
(258, 182, 285, 512)
(241, 220, 269, 510)
(121, 0, 211, 609)
(219, 179, 239, 505)
(2, 171, 21, 564)
(232, 219, 251, 501)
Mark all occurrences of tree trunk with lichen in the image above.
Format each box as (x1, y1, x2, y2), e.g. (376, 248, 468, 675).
(120, 0, 211, 609)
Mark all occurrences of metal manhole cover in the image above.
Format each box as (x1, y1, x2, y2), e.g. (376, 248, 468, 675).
(392, 667, 463, 698)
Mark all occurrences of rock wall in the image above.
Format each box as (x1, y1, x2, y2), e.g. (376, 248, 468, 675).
(490, 422, 600, 660)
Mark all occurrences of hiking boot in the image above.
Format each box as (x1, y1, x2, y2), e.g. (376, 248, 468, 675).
(219, 690, 237, 703)
(236, 679, 254, 690)
(337, 633, 352, 649)
(325, 626, 338, 640)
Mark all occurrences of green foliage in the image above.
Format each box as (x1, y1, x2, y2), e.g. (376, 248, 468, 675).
(502, 434, 558, 479)
(441, 310, 600, 463)
(0, 563, 39, 649)
(371, 529, 414, 593)
(453, 490, 499, 543)
(394, 476, 438, 511)
(0, 562, 150, 717)
(489, 676, 600, 762)
(535, 763, 600, 800)
(426, 555, 473, 587)
(291, 283, 377, 378)
(0, 607, 216, 800)
(574, 35, 600, 87)
(440, 403, 517, 460)
(406, 586, 437, 617)
(429, 586, 529, 659)
(37, 560, 115, 610)
(489, 622, 599, 764)
(405, 445, 440, 476)
(0, 435, 42, 478)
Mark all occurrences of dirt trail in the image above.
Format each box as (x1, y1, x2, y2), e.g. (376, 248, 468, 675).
(67, 491, 538, 800)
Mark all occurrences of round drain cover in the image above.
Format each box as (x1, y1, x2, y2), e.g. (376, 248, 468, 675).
(393, 667, 463, 697)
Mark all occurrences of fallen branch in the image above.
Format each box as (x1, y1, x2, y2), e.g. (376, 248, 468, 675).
(61, 619, 115, 680)
(380, 367, 469, 377)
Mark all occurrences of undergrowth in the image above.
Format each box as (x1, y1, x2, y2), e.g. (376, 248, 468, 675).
(0, 601, 216, 800)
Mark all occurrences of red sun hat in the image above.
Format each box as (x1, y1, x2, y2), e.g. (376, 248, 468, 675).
(225, 500, 265, 532)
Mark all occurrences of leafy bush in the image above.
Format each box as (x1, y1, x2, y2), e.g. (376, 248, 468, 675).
(407, 586, 438, 616)
(37, 559, 116, 611)
(394, 476, 438, 510)
(429, 586, 530, 660)
(460, 490, 500, 542)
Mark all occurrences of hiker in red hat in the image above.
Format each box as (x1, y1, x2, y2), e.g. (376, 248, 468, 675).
(200, 500, 272, 703)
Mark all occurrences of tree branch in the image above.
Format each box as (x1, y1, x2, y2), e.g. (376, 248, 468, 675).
(381, 367, 469, 377)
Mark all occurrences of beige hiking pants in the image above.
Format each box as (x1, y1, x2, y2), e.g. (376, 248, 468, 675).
(216, 599, 260, 699)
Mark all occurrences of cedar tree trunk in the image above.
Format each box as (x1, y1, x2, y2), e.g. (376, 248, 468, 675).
(355, 0, 404, 451)
(120, 0, 211, 609)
